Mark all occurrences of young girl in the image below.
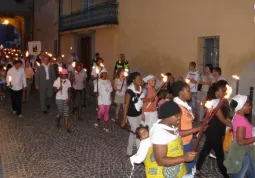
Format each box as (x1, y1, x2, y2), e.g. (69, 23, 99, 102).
(121, 72, 143, 156)
(130, 125, 151, 165)
(196, 80, 232, 178)
(94, 68, 112, 132)
(144, 101, 197, 177)
(53, 68, 72, 133)
(113, 69, 127, 122)
(172, 81, 200, 174)
(224, 94, 255, 177)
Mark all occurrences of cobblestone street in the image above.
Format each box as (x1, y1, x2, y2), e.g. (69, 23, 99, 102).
(0, 89, 224, 178)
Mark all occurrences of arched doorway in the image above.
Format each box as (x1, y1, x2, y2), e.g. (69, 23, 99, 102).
(0, 16, 24, 49)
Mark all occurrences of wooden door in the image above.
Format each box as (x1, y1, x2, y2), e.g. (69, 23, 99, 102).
(80, 36, 91, 78)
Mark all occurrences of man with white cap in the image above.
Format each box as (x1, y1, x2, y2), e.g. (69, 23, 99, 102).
(142, 74, 158, 129)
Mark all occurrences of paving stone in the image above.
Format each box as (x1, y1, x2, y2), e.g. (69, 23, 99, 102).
(0, 87, 224, 178)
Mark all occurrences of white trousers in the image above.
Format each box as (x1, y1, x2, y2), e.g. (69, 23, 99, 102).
(144, 111, 158, 129)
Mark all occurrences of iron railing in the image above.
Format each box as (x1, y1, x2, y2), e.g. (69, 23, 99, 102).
(59, 1, 118, 32)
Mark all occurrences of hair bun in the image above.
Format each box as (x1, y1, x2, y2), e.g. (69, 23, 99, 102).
(230, 99, 238, 110)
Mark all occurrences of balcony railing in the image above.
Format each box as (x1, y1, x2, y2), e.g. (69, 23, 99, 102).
(59, 1, 118, 32)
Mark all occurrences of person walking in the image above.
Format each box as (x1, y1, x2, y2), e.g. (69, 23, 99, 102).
(71, 63, 88, 120)
(113, 69, 127, 122)
(35, 56, 56, 114)
(23, 60, 34, 102)
(53, 68, 72, 133)
(6, 60, 27, 118)
(53, 56, 67, 78)
(121, 72, 143, 156)
(195, 80, 232, 178)
(142, 75, 158, 129)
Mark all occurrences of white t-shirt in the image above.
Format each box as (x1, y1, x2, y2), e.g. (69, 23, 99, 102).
(150, 120, 179, 145)
(94, 79, 113, 105)
(186, 71, 200, 93)
(53, 77, 71, 100)
(130, 138, 151, 164)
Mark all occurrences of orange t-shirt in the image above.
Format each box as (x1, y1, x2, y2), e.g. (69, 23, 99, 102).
(179, 105, 193, 145)
(143, 87, 158, 112)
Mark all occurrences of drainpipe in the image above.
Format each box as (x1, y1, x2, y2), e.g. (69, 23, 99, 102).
(58, 0, 61, 55)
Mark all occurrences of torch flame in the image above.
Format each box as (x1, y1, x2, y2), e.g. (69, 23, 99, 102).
(224, 84, 232, 99)
(232, 75, 240, 80)
(72, 62, 76, 68)
(8, 76, 12, 82)
(61, 54, 64, 58)
(3, 67, 6, 71)
(185, 79, 190, 84)
(53, 58, 56, 61)
(36, 62, 40, 67)
(204, 101, 213, 109)
(58, 67, 62, 72)
(124, 71, 129, 77)
(48, 53, 52, 57)
(84, 68, 87, 72)
(15, 53, 18, 56)
(6, 55, 9, 58)
(96, 67, 99, 74)
(100, 63, 104, 68)
(25, 51, 29, 57)
(161, 73, 167, 83)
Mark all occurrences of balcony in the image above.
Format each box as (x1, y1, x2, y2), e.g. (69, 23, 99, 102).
(59, 1, 118, 32)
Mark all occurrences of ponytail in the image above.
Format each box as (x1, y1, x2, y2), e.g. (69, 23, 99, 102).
(206, 80, 228, 100)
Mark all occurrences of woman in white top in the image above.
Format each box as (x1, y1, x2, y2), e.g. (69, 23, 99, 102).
(113, 69, 127, 122)
(94, 68, 113, 132)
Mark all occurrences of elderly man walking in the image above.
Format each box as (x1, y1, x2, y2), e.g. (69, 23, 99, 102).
(35, 56, 56, 114)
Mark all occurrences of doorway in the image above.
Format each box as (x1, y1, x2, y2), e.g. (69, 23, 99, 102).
(80, 36, 91, 78)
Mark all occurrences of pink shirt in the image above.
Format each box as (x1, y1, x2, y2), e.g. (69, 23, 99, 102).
(233, 114, 253, 139)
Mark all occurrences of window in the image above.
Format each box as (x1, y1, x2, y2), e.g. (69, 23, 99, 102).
(198, 36, 219, 72)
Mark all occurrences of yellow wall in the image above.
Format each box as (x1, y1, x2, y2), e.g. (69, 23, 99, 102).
(60, 33, 75, 63)
(61, 0, 255, 80)
(114, 0, 255, 79)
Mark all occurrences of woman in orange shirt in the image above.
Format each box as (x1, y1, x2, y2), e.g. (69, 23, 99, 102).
(172, 81, 200, 174)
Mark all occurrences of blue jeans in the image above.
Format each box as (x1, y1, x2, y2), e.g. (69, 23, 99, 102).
(183, 140, 196, 174)
(188, 92, 197, 115)
(232, 153, 255, 178)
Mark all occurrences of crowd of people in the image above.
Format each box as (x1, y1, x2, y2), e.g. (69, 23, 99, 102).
(0, 46, 255, 178)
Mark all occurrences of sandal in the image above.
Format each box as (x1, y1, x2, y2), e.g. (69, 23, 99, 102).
(194, 171, 206, 178)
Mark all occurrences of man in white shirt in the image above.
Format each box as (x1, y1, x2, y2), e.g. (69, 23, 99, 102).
(6, 60, 27, 118)
(35, 56, 56, 114)
(212, 67, 227, 83)
(186, 61, 200, 116)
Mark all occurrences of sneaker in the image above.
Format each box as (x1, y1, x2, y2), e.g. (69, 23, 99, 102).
(12, 111, 16, 115)
(94, 123, 98, 128)
(17, 115, 23, 118)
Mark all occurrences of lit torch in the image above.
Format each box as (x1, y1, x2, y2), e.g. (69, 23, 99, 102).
(59, 67, 63, 94)
(185, 78, 191, 84)
(121, 69, 129, 90)
(36, 62, 40, 67)
(8, 76, 12, 88)
(61, 54, 65, 58)
(147, 73, 168, 108)
(192, 84, 232, 151)
(25, 51, 29, 58)
(232, 74, 240, 95)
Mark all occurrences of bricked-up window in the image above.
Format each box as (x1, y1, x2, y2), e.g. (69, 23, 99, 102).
(198, 36, 219, 73)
